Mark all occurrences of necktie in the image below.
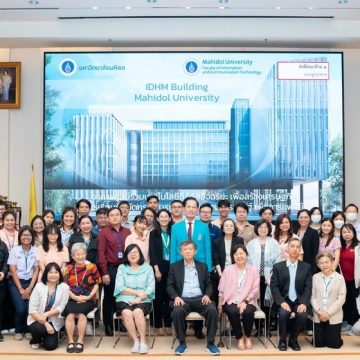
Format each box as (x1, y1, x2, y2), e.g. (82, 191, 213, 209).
(187, 222, 192, 241)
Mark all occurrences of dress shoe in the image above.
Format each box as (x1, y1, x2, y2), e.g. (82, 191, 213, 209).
(195, 330, 205, 339)
(105, 326, 114, 337)
(288, 339, 301, 351)
(278, 340, 287, 351)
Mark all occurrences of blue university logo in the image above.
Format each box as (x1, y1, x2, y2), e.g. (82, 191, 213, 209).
(184, 59, 199, 75)
(59, 58, 77, 76)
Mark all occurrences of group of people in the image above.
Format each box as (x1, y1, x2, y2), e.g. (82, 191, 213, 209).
(0, 196, 359, 355)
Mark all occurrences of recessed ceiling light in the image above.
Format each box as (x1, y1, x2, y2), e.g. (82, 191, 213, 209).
(185, 6, 191, 9)
(275, 6, 281, 10)
(91, 6, 98, 10)
(308, 6, 314, 9)
(28, 0, 39, 4)
(219, 6, 225, 9)
(125, 6, 132, 10)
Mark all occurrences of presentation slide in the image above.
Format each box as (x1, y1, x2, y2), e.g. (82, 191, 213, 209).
(43, 52, 343, 219)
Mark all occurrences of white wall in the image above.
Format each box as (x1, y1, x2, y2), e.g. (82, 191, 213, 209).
(0, 47, 359, 222)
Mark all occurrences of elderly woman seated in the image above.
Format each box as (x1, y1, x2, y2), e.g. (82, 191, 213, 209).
(114, 244, 155, 354)
(62, 243, 101, 353)
(218, 244, 260, 350)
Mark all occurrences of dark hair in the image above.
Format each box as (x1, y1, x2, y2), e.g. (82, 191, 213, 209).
(107, 207, 122, 216)
(118, 200, 130, 208)
(30, 215, 46, 233)
(59, 206, 77, 230)
(254, 219, 272, 236)
(42, 209, 55, 219)
(123, 244, 145, 266)
(41, 262, 64, 285)
(218, 199, 231, 208)
(340, 223, 359, 249)
(309, 206, 323, 218)
(43, 224, 63, 252)
(259, 206, 275, 217)
(146, 195, 159, 203)
(75, 198, 91, 210)
(345, 203, 359, 213)
(221, 218, 238, 237)
(79, 215, 94, 226)
(274, 213, 293, 243)
(133, 214, 147, 226)
(180, 240, 197, 250)
(141, 207, 156, 219)
(233, 202, 249, 214)
(297, 209, 311, 219)
(183, 197, 199, 208)
(230, 244, 248, 263)
(171, 199, 183, 206)
(331, 210, 346, 222)
(2, 210, 16, 223)
(155, 209, 172, 235)
(319, 218, 335, 247)
(96, 207, 108, 216)
(199, 203, 213, 212)
(18, 225, 35, 246)
(0, 200, 6, 208)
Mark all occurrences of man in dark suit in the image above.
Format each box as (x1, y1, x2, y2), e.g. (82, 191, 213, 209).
(270, 237, 312, 351)
(167, 240, 220, 355)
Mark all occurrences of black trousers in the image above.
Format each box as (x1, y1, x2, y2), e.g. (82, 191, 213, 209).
(0, 282, 5, 330)
(278, 299, 307, 342)
(314, 322, 343, 349)
(171, 297, 218, 343)
(224, 303, 256, 339)
(343, 280, 359, 326)
(257, 276, 269, 331)
(29, 322, 58, 351)
(2, 279, 14, 330)
(102, 264, 118, 329)
(153, 273, 171, 328)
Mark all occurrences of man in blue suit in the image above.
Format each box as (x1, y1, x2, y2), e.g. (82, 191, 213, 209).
(170, 197, 212, 272)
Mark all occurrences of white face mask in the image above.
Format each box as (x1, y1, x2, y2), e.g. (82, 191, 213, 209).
(334, 220, 344, 229)
(346, 213, 357, 222)
(311, 215, 322, 224)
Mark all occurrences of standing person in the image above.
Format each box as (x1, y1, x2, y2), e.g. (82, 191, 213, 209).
(259, 207, 275, 234)
(0, 238, 9, 341)
(68, 215, 97, 264)
(345, 203, 360, 239)
(118, 201, 133, 229)
(309, 207, 323, 233)
(270, 238, 312, 351)
(331, 211, 346, 239)
(97, 207, 131, 336)
(167, 240, 220, 355)
(247, 219, 280, 335)
(0, 210, 18, 251)
(218, 244, 259, 350)
(27, 263, 69, 350)
(2, 70, 11, 102)
(295, 209, 320, 274)
(125, 215, 149, 263)
(146, 195, 160, 213)
(0, 201, 7, 229)
(37, 224, 69, 276)
(75, 199, 92, 218)
(311, 252, 346, 349)
(8, 226, 39, 340)
(149, 209, 172, 336)
(42, 210, 55, 226)
(31, 215, 46, 247)
(339, 224, 360, 331)
(170, 197, 212, 272)
(212, 200, 231, 228)
(171, 200, 183, 224)
(114, 244, 155, 354)
(199, 203, 221, 244)
(92, 207, 109, 236)
(318, 219, 341, 270)
(59, 207, 77, 246)
(234, 202, 255, 245)
(141, 207, 157, 238)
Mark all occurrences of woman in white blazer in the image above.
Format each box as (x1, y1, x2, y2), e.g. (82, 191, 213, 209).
(311, 251, 346, 348)
(27, 262, 69, 350)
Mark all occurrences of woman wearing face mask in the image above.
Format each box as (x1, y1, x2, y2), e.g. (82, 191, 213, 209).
(345, 203, 360, 239)
(331, 211, 346, 239)
(339, 224, 360, 332)
(309, 207, 323, 233)
(319, 219, 341, 271)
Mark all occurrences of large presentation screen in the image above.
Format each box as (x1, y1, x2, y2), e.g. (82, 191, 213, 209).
(43, 52, 344, 219)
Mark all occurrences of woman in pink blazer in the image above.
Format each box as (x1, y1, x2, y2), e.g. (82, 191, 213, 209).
(218, 244, 260, 350)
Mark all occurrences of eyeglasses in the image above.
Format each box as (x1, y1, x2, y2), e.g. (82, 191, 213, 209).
(128, 251, 139, 256)
(21, 234, 32, 237)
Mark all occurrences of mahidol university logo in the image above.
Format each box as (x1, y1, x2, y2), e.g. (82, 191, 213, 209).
(59, 58, 78, 76)
(184, 59, 200, 75)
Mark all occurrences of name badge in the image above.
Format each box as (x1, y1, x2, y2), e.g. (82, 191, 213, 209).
(118, 251, 123, 259)
(164, 254, 169, 261)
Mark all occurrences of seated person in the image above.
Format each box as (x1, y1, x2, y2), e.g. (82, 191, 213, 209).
(27, 262, 69, 350)
(270, 237, 312, 351)
(218, 244, 259, 350)
(311, 251, 346, 348)
(114, 244, 155, 354)
(167, 240, 220, 355)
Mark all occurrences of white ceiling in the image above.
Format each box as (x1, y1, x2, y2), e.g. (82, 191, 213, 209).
(0, 0, 360, 48)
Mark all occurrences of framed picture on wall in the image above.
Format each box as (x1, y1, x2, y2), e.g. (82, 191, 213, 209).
(0, 62, 21, 109)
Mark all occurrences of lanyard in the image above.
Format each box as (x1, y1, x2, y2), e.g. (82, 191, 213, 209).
(46, 285, 57, 310)
(322, 275, 333, 298)
(4, 230, 16, 250)
(74, 265, 88, 288)
(112, 229, 124, 250)
(161, 231, 170, 251)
